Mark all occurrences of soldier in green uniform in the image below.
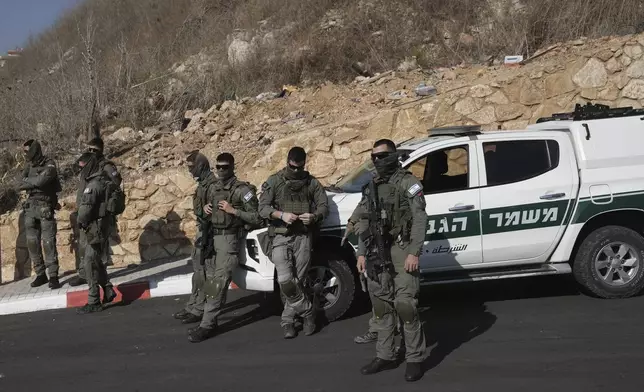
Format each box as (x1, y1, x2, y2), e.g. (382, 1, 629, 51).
(18, 139, 61, 289)
(188, 152, 262, 343)
(259, 147, 329, 339)
(75, 152, 117, 313)
(69, 138, 121, 288)
(354, 139, 428, 382)
(173, 150, 218, 325)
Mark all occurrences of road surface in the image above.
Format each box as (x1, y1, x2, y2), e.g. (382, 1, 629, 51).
(1, 275, 643, 392)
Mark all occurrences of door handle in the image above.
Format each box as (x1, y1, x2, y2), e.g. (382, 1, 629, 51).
(540, 192, 566, 200)
(449, 204, 475, 212)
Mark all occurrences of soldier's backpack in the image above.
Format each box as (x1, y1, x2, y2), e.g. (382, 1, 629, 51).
(103, 180, 126, 216)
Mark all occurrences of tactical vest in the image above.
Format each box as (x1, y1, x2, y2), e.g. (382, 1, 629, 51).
(193, 174, 218, 219)
(208, 179, 248, 229)
(365, 171, 413, 241)
(26, 157, 60, 203)
(275, 175, 312, 215)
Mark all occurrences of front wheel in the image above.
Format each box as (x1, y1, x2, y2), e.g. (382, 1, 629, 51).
(573, 225, 644, 298)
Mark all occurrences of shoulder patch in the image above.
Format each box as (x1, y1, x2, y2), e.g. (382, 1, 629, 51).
(407, 183, 422, 197)
(83, 187, 91, 194)
(243, 190, 254, 202)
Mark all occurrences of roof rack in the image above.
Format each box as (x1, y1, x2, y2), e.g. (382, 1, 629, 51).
(428, 125, 482, 137)
(536, 103, 644, 123)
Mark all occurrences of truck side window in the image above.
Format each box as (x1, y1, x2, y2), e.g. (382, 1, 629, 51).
(408, 145, 469, 194)
(484, 139, 560, 186)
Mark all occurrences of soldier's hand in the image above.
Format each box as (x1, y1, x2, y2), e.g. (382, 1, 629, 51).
(357, 256, 366, 273)
(299, 213, 314, 225)
(404, 254, 419, 272)
(281, 212, 298, 224)
(204, 203, 213, 215)
(218, 200, 236, 215)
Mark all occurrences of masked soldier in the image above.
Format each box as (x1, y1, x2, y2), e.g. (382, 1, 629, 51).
(259, 146, 329, 339)
(188, 152, 262, 343)
(354, 139, 428, 382)
(18, 139, 61, 289)
(75, 152, 117, 314)
(173, 151, 218, 325)
(69, 138, 121, 288)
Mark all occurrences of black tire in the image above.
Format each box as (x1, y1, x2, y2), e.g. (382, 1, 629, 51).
(573, 225, 644, 298)
(276, 252, 357, 322)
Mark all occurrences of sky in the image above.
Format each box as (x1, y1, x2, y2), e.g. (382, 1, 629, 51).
(0, 0, 83, 54)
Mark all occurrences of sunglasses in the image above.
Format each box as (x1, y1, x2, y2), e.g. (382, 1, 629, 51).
(371, 152, 393, 161)
(216, 164, 230, 170)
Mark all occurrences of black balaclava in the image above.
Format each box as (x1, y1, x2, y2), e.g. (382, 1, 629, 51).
(23, 139, 43, 163)
(78, 152, 99, 181)
(215, 153, 235, 182)
(87, 137, 105, 159)
(285, 146, 309, 180)
(187, 151, 211, 181)
(372, 151, 400, 180)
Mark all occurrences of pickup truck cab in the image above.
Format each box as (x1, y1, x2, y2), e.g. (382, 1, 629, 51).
(233, 103, 644, 322)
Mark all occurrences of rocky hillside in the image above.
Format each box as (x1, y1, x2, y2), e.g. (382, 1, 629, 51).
(3, 32, 644, 283)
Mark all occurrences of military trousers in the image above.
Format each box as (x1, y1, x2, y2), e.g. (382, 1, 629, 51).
(367, 244, 425, 363)
(272, 233, 314, 327)
(24, 201, 59, 278)
(184, 229, 207, 317)
(76, 222, 114, 286)
(199, 233, 239, 329)
(82, 236, 111, 305)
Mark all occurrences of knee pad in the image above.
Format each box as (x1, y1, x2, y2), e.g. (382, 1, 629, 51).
(372, 298, 390, 319)
(394, 299, 418, 324)
(279, 279, 302, 301)
(204, 277, 226, 300)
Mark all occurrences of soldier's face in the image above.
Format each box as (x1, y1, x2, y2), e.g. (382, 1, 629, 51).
(288, 159, 305, 172)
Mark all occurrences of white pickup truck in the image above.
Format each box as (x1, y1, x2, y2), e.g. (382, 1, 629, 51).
(233, 103, 644, 322)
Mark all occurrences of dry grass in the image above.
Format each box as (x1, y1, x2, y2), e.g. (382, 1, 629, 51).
(0, 0, 643, 212)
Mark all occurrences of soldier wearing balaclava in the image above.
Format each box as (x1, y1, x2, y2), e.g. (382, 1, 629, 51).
(18, 139, 62, 289)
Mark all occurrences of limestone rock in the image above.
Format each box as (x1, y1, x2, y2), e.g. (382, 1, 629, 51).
(545, 73, 575, 98)
(308, 152, 336, 178)
(469, 84, 494, 98)
(606, 57, 623, 74)
(624, 45, 643, 59)
(572, 58, 608, 88)
(315, 138, 333, 152)
(626, 60, 644, 78)
(495, 104, 525, 121)
(333, 127, 360, 145)
(485, 91, 509, 105)
(468, 106, 496, 124)
(502, 119, 530, 130)
(455, 97, 480, 116)
(333, 145, 352, 160)
(519, 79, 545, 105)
(622, 80, 644, 99)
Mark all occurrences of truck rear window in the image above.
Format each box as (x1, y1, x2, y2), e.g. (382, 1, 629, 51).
(483, 139, 559, 186)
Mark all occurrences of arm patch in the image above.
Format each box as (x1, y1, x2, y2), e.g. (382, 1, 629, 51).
(243, 190, 254, 202)
(407, 183, 422, 197)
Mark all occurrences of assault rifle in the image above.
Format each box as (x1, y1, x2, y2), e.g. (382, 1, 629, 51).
(362, 179, 393, 281)
(196, 217, 215, 266)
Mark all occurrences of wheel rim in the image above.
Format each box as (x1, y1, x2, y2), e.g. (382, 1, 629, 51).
(306, 265, 341, 310)
(594, 242, 641, 287)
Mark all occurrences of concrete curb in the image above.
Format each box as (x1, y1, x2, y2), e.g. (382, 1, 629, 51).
(0, 276, 239, 316)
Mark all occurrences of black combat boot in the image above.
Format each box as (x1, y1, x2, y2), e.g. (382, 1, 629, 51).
(188, 326, 217, 343)
(68, 276, 87, 287)
(30, 274, 49, 288)
(48, 277, 61, 289)
(173, 309, 191, 320)
(303, 315, 316, 336)
(102, 286, 117, 304)
(360, 358, 397, 375)
(354, 331, 377, 344)
(404, 362, 423, 382)
(76, 303, 104, 314)
(181, 314, 202, 324)
(283, 324, 297, 339)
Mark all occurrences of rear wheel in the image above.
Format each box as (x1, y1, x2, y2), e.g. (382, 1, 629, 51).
(573, 225, 644, 298)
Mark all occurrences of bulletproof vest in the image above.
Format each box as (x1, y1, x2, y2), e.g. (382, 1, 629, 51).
(193, 173, 218, 219)
(275, 173, 312, 215)
(367, 170, 413, 240)
(209, 178, 246, 229)
(26, 157, 59, 203)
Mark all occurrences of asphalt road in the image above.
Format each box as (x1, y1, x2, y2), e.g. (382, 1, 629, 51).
(1, 275, 644, 392)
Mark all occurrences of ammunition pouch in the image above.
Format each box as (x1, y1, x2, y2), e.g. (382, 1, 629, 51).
(257, 231, 273, 259)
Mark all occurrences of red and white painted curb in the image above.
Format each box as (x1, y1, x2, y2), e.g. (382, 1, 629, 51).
(0, 277, 239, 316)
